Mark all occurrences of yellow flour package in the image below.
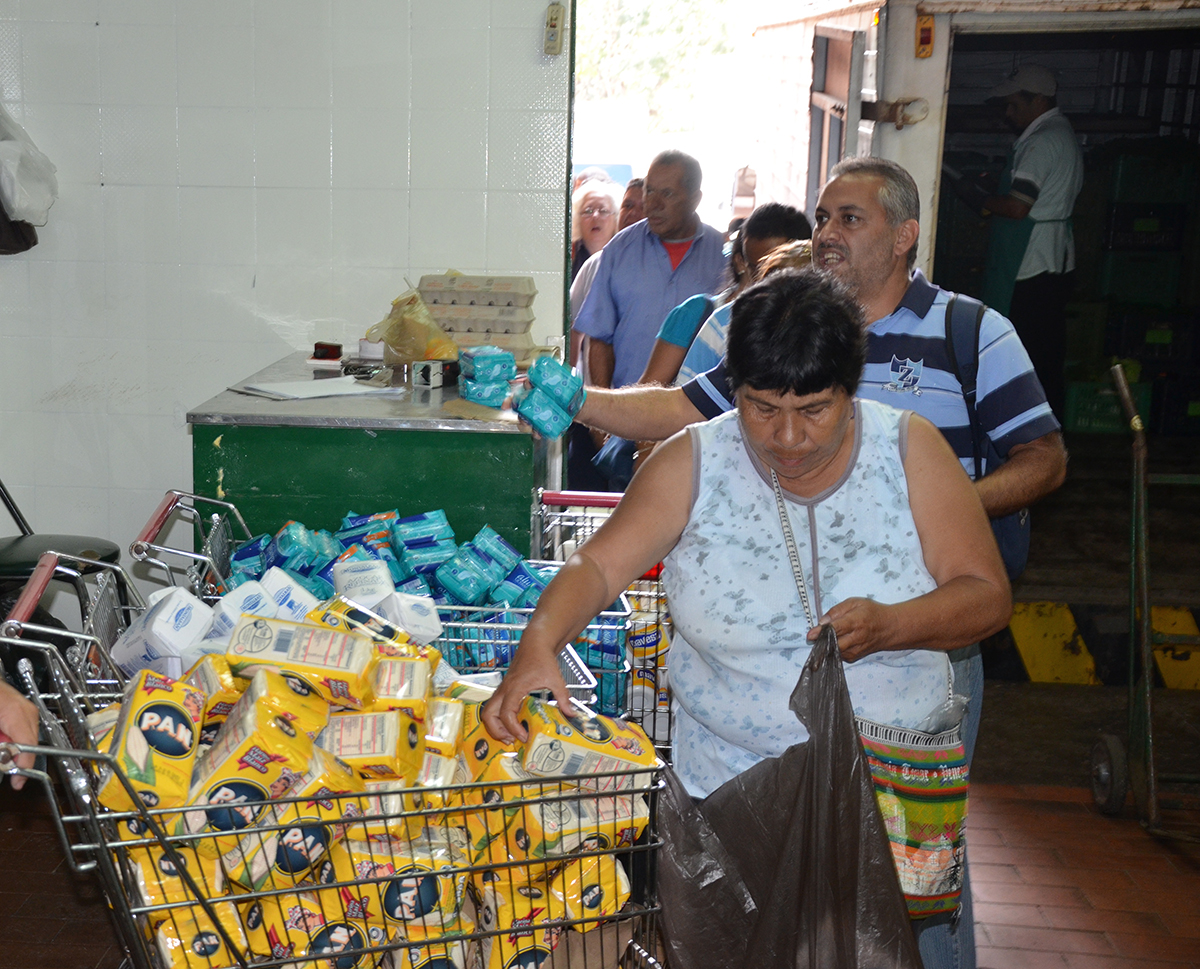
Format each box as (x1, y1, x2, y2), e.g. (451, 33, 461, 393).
(352, 779, 423, 842)
(315, 711, 405, 780)
(86, 701, 121, 751)
(153, 901, 248, 969)
(413, 697, 466, 815)
(476, 877, 568, 969)
(544, 852, 630, 929)
(518, 698, 656, 792)
(98, 669, 206, 814)
(174, 701, 314, 857)
(308, 596, 444, 670)
(181, 653, 244, 746)
(326, 834, 467, 931)
(371, 656, 431, 719)
(390, 917, 475, 968)
(456, 700, 518, 782)
(228, 666, 332, 740)
(226, 615, 376, 710)
(221, 746, 366, 891)
(240, 890, 384, 968)
(461, 753, 552, 858)
(128, 843, 226, 913)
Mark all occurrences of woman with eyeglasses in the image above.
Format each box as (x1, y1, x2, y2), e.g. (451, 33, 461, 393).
(570, 179, 621, 284)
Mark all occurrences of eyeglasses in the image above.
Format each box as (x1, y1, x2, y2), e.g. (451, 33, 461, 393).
(582, 206, 614, 218)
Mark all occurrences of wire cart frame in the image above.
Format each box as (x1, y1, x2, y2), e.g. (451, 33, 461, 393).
(532, 493, 673, 758)
(1, 559, 665, 969)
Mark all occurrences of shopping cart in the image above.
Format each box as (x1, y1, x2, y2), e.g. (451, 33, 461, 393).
(131, 492, 635, 719)
(533, 493, 673, 756)
(1090, 365, 1200, 839)
(129, 491, 255, 603)
(1, 571, 665, 969)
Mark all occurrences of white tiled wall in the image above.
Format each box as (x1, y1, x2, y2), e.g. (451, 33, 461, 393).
(0, 0, 570, 565)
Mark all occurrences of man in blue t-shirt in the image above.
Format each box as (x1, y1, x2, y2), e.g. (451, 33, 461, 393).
(569, 149, 727, 490)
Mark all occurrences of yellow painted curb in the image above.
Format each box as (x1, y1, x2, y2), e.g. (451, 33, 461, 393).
(1150, 606, 1200, 690)
(1008, 602, 1101, 685)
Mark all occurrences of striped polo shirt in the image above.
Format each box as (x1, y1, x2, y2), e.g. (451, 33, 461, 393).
(681, 270, 1061, 478)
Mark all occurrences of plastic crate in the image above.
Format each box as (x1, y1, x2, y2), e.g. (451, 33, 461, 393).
(1155, 374, 1200, 436)
(1065, 380, 1152, 433)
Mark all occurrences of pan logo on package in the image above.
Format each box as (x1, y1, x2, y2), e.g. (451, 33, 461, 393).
(174, 605, 194, 631)
(581, 883, 604, 909)
(189, 931, 222, 958)
(311, 922, 368, 967)
(319, 677, 353, 702)
(506, 947, 554, 969)
(383, 866, 440, 922)
(274, 820, 330, 875)
(138, 703, 196, 757)
(204, 779, 269, 831)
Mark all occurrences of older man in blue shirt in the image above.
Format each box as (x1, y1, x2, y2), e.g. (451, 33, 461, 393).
(571, 149, 727, 489)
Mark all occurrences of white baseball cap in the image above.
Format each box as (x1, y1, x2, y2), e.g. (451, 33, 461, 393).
(989, 64, 1057, 99)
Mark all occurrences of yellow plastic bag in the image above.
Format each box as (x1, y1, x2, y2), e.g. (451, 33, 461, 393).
(367, 289, 457, 364)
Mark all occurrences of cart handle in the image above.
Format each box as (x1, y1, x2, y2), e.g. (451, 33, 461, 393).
(129, 489, 188, 557)
(2, 551, 58, 629)
(540, 490, 624, 509)
(1110, 363, 1146, 434)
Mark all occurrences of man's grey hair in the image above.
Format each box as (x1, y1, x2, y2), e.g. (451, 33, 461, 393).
(650, 149, 702, 195)
(827, 157, 920, 270)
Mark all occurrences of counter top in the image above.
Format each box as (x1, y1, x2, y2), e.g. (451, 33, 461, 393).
(187, 352, 525, 433)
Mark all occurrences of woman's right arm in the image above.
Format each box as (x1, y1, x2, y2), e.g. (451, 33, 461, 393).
(482, 430, 695, 742)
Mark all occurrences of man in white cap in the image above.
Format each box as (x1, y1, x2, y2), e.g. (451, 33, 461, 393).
(950, 63, 1083, 419)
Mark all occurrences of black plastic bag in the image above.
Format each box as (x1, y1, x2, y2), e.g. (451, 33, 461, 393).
(658, 625, 924, 969)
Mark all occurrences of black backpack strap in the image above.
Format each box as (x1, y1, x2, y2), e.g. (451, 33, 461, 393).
(943, 293, 988, 481)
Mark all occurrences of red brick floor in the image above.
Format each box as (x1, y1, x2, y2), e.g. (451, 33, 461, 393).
(971, 784, 1200, 969)
(2, 780, 1199, 967)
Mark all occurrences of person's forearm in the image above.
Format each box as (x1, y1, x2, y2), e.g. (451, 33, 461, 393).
(822, 575, 1012, 662)
(575, 385, 704, 441)
(877, 576, 1011, 652)
(587, 340, 615, 389)
(975, 432, 1068, 517)
(983, 194, 1032, 220)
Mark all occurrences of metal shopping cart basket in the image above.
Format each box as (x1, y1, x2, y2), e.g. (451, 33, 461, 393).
(1, 569, 665, 969)
(532, 493, 673, 757)
(129, 492, 255, 604)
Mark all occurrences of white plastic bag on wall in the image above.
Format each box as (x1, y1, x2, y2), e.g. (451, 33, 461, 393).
(0, 104, 58, 226)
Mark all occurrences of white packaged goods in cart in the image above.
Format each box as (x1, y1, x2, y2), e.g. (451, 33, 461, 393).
(225, 615, 376, 710)
(97, 669, 206, 813)
(207, 579, 277, 638)
(111, 587, 214, 678)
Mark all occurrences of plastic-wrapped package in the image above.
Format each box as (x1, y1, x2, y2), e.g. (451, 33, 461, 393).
(656, 625, 923, 969)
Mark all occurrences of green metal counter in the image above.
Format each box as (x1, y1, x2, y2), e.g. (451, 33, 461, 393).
(187, 354, 551, 554)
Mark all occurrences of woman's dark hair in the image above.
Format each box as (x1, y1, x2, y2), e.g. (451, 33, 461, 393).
(725, 268, 866, 398)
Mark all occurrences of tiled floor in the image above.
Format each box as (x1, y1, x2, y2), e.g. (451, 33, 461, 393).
(971, 785, 1200, 969)
(2, 780, 1199, 968)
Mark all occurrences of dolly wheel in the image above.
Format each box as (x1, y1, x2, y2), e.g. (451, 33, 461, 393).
(1091, 733, 1128, 816)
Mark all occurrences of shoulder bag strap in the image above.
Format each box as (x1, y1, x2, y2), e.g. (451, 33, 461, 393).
(943, 293, 988, 481)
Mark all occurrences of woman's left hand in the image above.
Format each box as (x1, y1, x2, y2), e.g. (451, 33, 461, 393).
(807, 597, 891, 661)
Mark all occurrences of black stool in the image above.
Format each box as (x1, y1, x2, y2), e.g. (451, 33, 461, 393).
(1, 476, 121, 627)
